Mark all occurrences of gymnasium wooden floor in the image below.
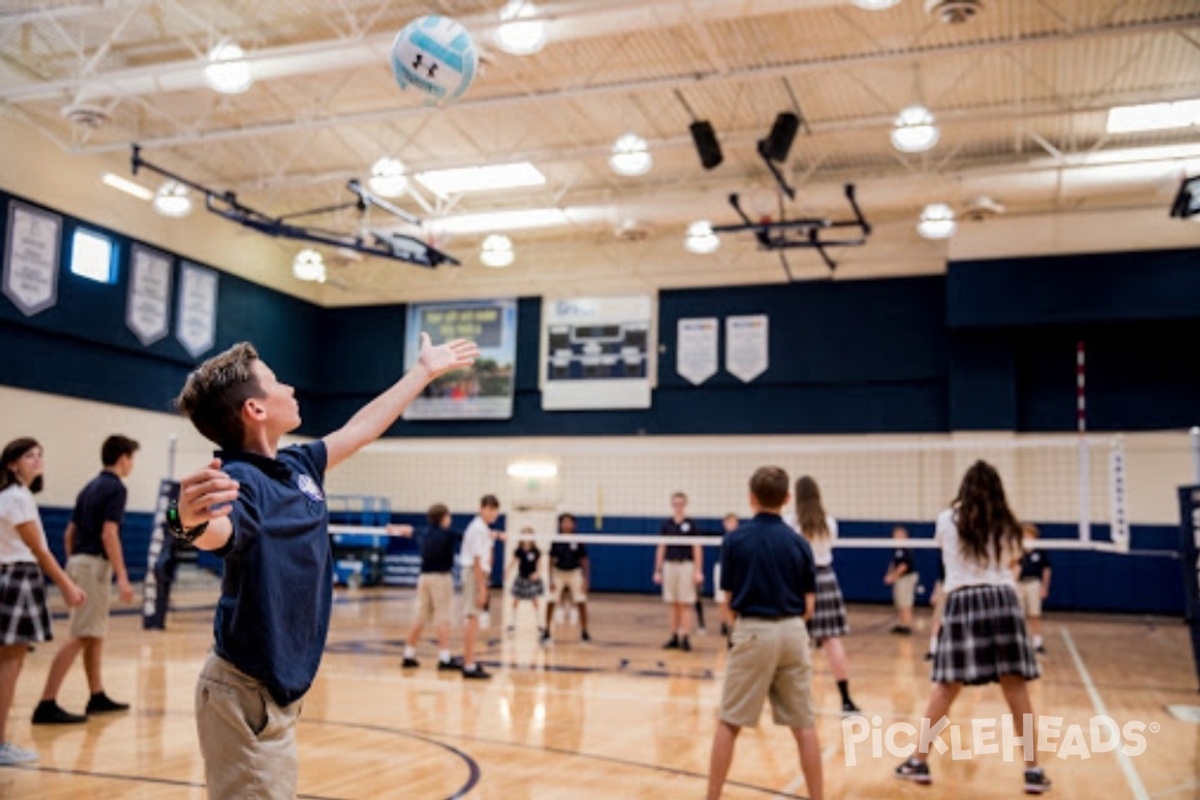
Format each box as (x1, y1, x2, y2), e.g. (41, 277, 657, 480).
(3, 576, 1198, 799)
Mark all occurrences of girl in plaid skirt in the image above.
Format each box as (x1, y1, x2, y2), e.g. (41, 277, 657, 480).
(0, 438, 87, 766)
(787, 475, 859, 714)
(895, 460, 1050, 794)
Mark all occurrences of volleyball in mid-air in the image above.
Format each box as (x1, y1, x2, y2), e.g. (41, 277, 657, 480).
(390, 15, 478, 104)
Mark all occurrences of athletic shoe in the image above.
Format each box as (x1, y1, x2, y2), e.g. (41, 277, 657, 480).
(437, 657, 464, 671)
(85, 693, 129, 714)
(1024, 767, 1052, 794)
(891, 625, 913, 635)
(719, 622, 730, 637)
(31, 701, 86, 725)
(0, 742, 38, 765)
(663, 634, 680, 650)
(1036, 645, 1047, 655)
(895, 757, 932, 784)
(924, 651, 935, 661)
(581, 630, 592, 642)
(461, 664, 492, 680)
(842, 700, 861, 715)
(401, 657, 420, 668)
(680, 636, 692, 652)
(539, 628, 551, 645)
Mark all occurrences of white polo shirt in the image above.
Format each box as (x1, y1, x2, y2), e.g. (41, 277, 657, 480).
(0, 484, 43, 564)
(459, 514, 493, 574)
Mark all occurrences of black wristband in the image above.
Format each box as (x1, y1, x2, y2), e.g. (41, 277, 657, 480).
(166, 500, 208, 543)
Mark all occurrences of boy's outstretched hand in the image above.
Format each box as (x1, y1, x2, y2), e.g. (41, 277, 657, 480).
(418, 332, 479, 378)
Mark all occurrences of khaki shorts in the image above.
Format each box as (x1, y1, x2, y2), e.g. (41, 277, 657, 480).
(662, 560, 697, 604)
(416, 572, 453, 627)
(67, 554, 111, 638)
(1018, 578, 1043, 617)
(551, 568, 586, 602)
(713, 562, 725, 604)
(462, 571, 487, 619)
(893, 572, 918, 609)
(720, 617, 815, 729)
(195, 652, 302, 800)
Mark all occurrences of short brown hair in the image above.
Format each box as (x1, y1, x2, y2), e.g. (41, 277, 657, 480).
(175, 342, 263, 451)
(480, 494, 500, 509)
(427, 503, 450, 527)
(749, 466, 789, 509)
(101, 435, 139, 466)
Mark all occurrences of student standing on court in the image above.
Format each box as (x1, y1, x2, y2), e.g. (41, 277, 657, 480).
(883, 524, 917, 635)
(654, 491, 703, 651)
(505, 527, 545, 635)
(398, 503, 463, 671)
(170, 334, 478, 800)
(460, 494, 501, 679)
(895, 460, 1049, 794)
(543, 512, 591, 644)
(706, 466, 822, 800)
(0, 438, 86, 765)
(786, 476, 860, 713)
(1015, 523, 1051, 654)
(34, 434, 139, 725)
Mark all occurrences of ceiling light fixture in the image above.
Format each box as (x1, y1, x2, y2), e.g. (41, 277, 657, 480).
(917, 203, 956, 239)
(495, 1, 547, 55)
(1106, 98, 1200, 134)
(851, 0, 903, 10)
(203, 40, 253, 95)
(101, 172, 154, 201)
(890, 104, 940, 153)
(368, 157, 408, 197)
(152, 181, 192, 217)
(415, 162, 546, 196)
(292, 248, 327, 282)
(609, 133, 653, 176)
(428, 207, 569, 236)
(480, 234, 515, 268)
(685, 220, 720, 254)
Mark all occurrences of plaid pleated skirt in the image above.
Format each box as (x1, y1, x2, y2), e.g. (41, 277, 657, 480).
(511, 576, 544, 600)
(807, 566, 849, 642)
(0, 562, 53, 645)
(932, 584, 1040, 685)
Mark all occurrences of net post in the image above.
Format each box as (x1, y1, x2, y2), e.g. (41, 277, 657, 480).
(1077, 341, 1090, 542)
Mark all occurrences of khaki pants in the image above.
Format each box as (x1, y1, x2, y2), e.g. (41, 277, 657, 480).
(196, 652, 303, 800)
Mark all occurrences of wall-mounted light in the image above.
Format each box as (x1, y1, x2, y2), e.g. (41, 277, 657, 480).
(153, 181, 192, 217)
(891, 104, 940, 153)
(292, 248, 327, 282)
(609, 133, 652, 176)
(203, 40, 253, 94)
(507, 461, 558, 479)
(917, 203, 956, 239)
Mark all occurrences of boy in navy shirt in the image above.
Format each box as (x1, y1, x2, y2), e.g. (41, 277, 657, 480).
(883, 525, 917, 635)
(706, 466, 823, 800)
(1016, 523, 1052, 654)
(171, 334, 477, 800)
(399, 503, 463, 670)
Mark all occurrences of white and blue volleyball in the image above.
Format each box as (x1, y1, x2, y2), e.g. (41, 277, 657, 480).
(390, 15, 478, 104)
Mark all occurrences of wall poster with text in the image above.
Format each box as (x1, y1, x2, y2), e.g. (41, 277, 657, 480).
(541, 295, 654, 410)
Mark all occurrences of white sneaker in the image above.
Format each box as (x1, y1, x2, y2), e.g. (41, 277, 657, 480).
(0, 741, 38, 765)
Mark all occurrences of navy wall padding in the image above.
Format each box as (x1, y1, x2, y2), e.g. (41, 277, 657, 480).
(947, 248, 1200, 329)
(40, 507, 153, 583)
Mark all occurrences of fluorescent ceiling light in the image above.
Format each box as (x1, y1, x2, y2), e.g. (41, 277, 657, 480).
(480, 234, 515, 268)
(496, 2, 547, 55)
(203, 40, 253, 94)
(368, 157, 408, 197)
(685, 220, 719, 254)
(101, 172, 154, 201)
(429, 207, 569, 236)
(507, 461, 558, 479)
(153, 181, 192, 217)
(1106, 98, 1200, 134)
(292, 248, 326, 282)
(850, 0, 902, 8)
(917, 203, 956, 239)
(415, 162, 545, 197)
(891, 104, 940, 153)
(609, 133, 652, 176)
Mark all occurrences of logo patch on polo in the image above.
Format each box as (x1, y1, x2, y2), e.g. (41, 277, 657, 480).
(297, 474, 324, 503)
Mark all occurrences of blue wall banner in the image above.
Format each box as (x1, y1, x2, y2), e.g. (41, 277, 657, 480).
(403, 298, 517, 420)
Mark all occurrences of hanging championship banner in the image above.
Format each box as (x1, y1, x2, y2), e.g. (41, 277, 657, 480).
(3, 200, 61, 316)
(725, 314, 769, 383)
(175, 262, 218, 357)
(403, 298, 517, 420)
(541, 295, 654, 410)
(127, 244, 173, 345)
(677, 317, 718, 386)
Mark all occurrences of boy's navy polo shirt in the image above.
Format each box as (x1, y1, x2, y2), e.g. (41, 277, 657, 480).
(212, 441, 331, 707)
(721, 511, 816, 618)
(1018, 548, 1051, 581)
(889, 547, 915, 574)
(660, 517, 700, 562)
(70, 471, 127, 558)
(549, 540, 587, 571)
(419, 526, 462, 574)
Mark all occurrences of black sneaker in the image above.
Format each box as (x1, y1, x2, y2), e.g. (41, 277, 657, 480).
(461, 664, 492, 680)
(680, 636, 692, 652)
(895, 757, 931, 785)
(437, 656, 464, 671)
(401, 656, 420, 668)
(32, 700, 86, 725)
(85, 693, 129, 714)
(842, 700, 861, 715)
(1024, 767, 1051, 794)
(891, 625, 913, 635)
(924, 651, 935, 661)
(663, 634, 680, 650)
(581, 630, 592, 642)
(539, 628, 551, 645)
(1036, 644, 1047, 655)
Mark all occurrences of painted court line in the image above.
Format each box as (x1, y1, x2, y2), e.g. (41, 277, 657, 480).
(1060, 628, 1150, 800)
